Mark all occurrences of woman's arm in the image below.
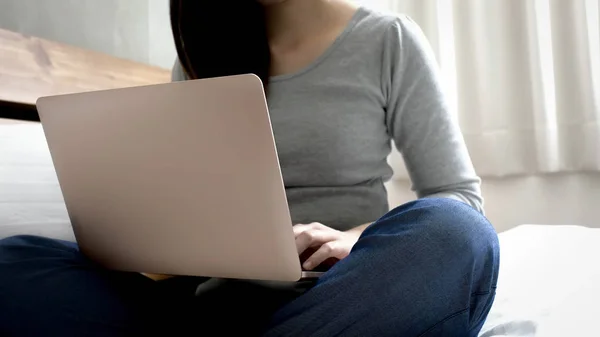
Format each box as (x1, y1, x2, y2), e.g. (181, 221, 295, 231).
(382, 16, 483, 213)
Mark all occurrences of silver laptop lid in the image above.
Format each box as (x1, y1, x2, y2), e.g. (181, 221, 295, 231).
(37, 74, 303, 282)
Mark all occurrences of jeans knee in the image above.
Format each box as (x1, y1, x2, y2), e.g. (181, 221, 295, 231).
(1, 234, 44, 246)
(0, 235, 79, 264)
(362, 198, 499, 273)
(0, 235, 39, 252)
(344, 199, 499, 335)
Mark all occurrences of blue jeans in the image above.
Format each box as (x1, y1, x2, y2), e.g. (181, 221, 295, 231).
(0, 198, 499, 336)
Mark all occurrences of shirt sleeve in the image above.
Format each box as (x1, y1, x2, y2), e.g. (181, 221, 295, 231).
(382, 15, 484, 213)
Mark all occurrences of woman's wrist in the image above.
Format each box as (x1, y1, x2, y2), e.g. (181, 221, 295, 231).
(346, 222, 371, 235)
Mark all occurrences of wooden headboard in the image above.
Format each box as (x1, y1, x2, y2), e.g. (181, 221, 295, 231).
(0, 28, 171, 121)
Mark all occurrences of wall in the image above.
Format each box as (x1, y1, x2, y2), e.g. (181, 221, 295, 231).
(148, 0, 176, 69)
(0, 0, 175, 69)
(386, 173, 600, 233)
(356, 0, 392, 9)
(386, 140, 600, 232)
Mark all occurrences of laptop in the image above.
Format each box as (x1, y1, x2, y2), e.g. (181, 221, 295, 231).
(36, 74, 323, 282)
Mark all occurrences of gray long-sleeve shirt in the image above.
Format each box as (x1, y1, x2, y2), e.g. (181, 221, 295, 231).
(172, 7, 482, 230)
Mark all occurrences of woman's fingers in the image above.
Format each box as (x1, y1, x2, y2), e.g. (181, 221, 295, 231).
(293, 224, 339, 255)
(292, 223, 350, 270)
(303, 241, 343, 270)
(293, 222, 324, 237)
(295, 229, 336, 255)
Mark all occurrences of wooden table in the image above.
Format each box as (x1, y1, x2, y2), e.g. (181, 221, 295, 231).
(0, 28, 171, 121)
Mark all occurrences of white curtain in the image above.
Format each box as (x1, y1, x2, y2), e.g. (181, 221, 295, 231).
(369, 0, 600, 178)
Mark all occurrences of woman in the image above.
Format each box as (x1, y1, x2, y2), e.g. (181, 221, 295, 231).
(0, 0, 499, 336)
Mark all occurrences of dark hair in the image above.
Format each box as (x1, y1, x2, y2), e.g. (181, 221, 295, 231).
(170, 1, 271, 88)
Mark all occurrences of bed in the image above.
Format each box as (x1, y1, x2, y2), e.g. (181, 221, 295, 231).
(1, 120, 599, 336)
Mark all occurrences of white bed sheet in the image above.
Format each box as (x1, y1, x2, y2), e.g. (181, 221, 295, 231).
(0, 122, 73, 241)
(1, 122, 599, 336)
(480, 224, 600, 337)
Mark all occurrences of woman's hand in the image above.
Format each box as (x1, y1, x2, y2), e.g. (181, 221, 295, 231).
(293, 222, 362, 271)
